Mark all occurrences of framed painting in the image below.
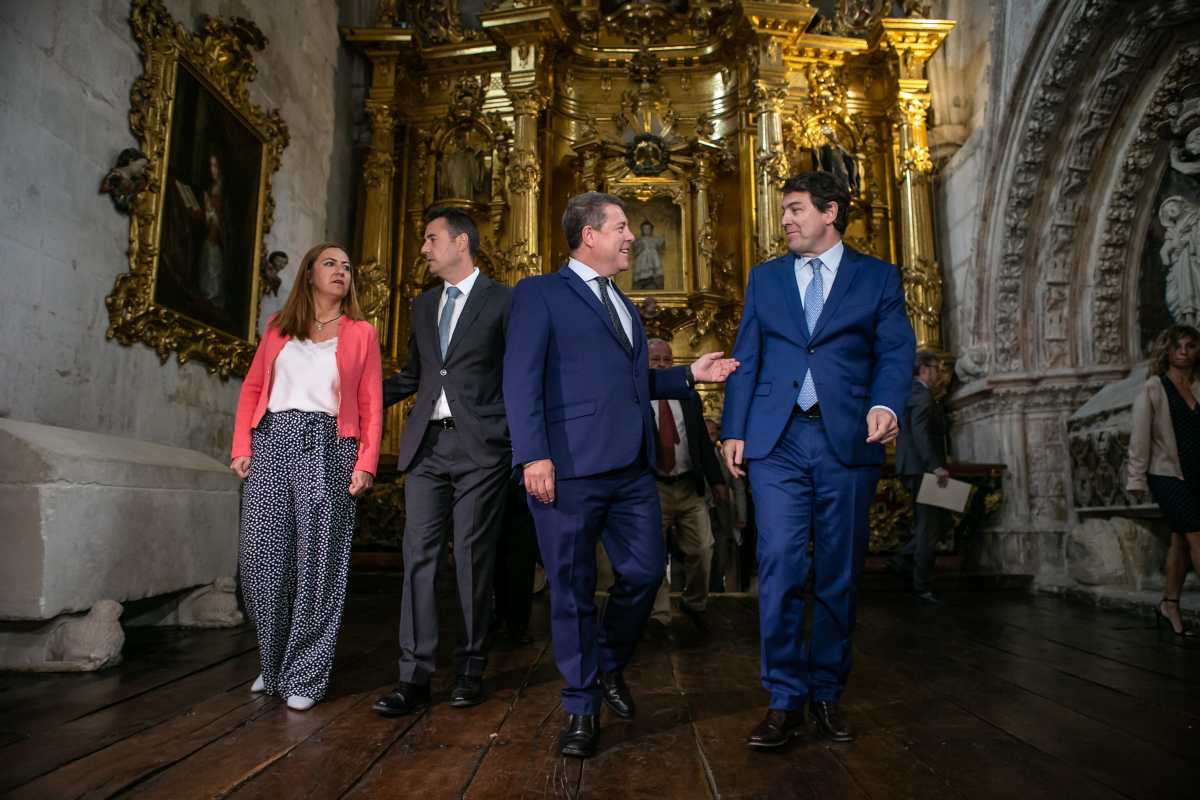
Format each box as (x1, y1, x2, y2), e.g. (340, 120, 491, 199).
(609, 180, 693, 296)
(105, 0, 288, 377)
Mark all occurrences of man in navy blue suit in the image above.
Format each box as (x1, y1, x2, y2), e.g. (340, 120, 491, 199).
(721, 172, 916, 749)
(504, 192, 736, 758)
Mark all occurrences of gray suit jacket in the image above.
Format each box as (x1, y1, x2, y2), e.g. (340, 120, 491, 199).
(383, 273, 512, 472)
(895, 378, 947, 477)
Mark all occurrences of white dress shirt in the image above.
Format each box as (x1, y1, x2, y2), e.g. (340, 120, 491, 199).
(567, 257, 634, 345)
(794, 240, 844, 306)
(651, 398, 692, 477)
(267, 338, 339, 416)
(431, 267, 480, 421)
(794, 240, 896, 422)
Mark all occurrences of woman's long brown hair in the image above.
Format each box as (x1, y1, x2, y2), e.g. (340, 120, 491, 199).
(271, 242, 364, 339)
(1148, 324, 1200, 380)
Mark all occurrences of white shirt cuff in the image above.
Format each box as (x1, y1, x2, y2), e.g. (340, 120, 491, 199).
(869, 405, 897, 424)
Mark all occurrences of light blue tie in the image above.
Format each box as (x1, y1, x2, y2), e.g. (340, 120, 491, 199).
(796, 258, 824, 410)
(438, 286, 462, 359)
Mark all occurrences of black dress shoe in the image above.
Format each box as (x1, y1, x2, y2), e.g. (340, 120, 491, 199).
(811, 699, 853, 742)
(599, 671, 635, 719)
(450, 674, 485, 708)
(680, 603, 709, 633)
(559, 713, 599, 758)
(372, 682, 430, 717)
(643, 618, 672, 642)
(746, 709, 805, 749)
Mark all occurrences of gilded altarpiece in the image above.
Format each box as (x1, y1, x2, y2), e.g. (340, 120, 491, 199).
(344, 1, 985, 553)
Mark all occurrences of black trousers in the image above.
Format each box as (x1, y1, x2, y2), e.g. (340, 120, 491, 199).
(398, 425, 509, 684)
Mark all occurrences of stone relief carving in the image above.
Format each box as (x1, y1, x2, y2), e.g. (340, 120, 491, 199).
(1031, 24, 1155, 370)
(990, 0, 1116, 372)
(1093, 44, 1200, 361)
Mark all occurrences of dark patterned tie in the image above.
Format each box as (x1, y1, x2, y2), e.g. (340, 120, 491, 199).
(656, 399, 680, 473)
(595, 276, 633, 356)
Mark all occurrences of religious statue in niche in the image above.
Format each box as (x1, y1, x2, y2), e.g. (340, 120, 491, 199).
(810, 127, 859, 195)
(1161, 196, 1200, 326)
(632, 220, 666, 289)
(437, 128, 487, 203)
(1158, 97, 1200, 329)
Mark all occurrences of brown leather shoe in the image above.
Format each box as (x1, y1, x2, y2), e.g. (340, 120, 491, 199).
(746, 708, 805, 749)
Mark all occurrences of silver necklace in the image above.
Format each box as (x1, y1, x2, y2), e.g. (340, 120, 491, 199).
(315, 312, 343, 331)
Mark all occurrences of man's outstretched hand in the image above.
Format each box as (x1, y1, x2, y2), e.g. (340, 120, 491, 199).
(691, 352, 739, 383)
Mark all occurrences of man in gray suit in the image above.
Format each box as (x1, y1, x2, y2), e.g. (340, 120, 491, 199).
(892, 350, 949, 604)
(373, 208, 512, 715)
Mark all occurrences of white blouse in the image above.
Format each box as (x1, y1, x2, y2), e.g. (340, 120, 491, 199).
(267, 338, 340, 416)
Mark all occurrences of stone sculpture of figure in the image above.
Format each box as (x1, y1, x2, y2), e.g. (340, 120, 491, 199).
(262, 250, 287, 297)
(99, 147, 149, 214)
(815, 128, 859, 195)
(43, 599, 125, 672)
(632, 219, 666, 290)
(1161, 195, 1200, 326)
(437, 129, 486, 201)
(1169, 99, 1200, 177)
(177, 577, 245, 627)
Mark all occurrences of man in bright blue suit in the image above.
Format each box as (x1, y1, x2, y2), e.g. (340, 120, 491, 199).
(504, 192, 736, 758)
(722, 172, 916, 749)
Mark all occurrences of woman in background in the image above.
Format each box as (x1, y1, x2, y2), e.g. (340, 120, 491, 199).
(230, 242, 382, 709)
(1128, 324, 1200, 638)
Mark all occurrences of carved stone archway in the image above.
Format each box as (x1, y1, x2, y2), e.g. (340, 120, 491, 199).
(949, 0, 1200, 574)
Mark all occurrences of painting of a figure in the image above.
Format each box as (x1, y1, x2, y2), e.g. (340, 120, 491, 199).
(632, 220, 666, 289)
(615, 195, 683, 293)
(155, 63, 263, 339)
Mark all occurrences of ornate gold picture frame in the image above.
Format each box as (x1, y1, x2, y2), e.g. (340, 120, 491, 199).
(105, 0, 288, 377)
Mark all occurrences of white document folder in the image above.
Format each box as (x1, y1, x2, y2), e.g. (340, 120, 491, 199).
(915, 472, 972, 513)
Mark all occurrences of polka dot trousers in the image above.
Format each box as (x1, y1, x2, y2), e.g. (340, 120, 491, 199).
(239, 410, 359, 701)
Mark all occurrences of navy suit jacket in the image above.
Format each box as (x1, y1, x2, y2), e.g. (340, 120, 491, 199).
(504, 265, 691, 480)
(721, 245, 916, 467)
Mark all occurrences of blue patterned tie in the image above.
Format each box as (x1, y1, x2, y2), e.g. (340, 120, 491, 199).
(438, 286, 462, 359)
(796, 258, 824, 410)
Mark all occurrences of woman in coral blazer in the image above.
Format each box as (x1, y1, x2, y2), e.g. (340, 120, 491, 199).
(230, 241, 382, 710)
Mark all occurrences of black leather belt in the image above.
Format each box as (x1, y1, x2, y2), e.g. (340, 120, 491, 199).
(432, 417, 456, 430)
(655, 472, 690, 484)
(793, 403, 822, 419)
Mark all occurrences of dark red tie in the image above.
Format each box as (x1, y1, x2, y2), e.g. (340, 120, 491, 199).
(657, 399, 679, 473)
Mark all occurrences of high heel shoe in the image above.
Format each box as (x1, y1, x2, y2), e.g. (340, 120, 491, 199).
(1156, 597, 1193, 638)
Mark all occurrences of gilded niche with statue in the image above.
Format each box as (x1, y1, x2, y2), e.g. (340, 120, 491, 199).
(343, 1, 981, 551)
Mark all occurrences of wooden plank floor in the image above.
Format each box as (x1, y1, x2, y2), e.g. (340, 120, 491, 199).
(3, 574, 1199, 799)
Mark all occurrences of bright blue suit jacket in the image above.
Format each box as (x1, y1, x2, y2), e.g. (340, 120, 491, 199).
(504, 265, 691, 479)
(721, 246, 916, 467)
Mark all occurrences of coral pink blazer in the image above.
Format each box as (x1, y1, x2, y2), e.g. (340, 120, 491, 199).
(231, 317, 383, 475)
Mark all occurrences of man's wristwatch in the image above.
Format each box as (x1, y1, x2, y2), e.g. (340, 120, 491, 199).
(685, 365, 696, 388)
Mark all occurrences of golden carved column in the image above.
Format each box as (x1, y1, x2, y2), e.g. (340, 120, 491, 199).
(878, 19, 954, 352)
(505, 85, 549, 273)
(741, 3, 815, 265)
(691, 145, 725, 292)
(749, 79, 789, 264)
(481, 3, 564, 277)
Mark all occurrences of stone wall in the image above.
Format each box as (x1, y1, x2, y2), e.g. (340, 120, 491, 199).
(933, 0, 1200, 595)
(0, 0, 344, 461)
